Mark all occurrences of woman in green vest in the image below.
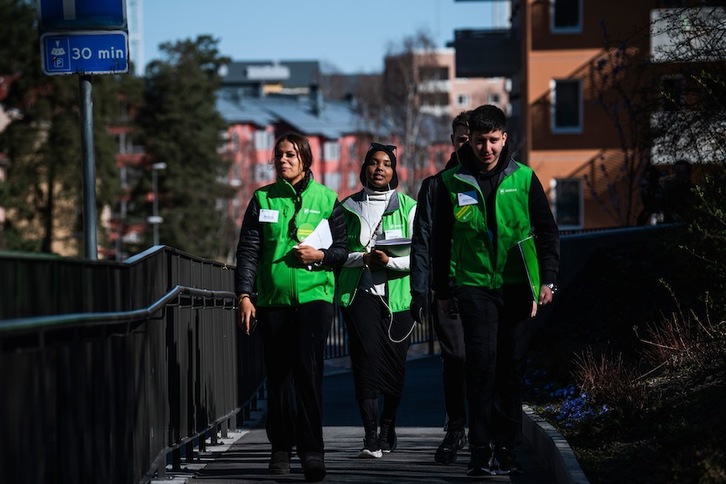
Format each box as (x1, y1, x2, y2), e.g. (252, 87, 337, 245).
(336, 143, 417, 459)
(235, 133, 348, 482)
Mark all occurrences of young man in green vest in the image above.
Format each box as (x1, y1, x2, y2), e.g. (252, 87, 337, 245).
(431, 105, 560, 477)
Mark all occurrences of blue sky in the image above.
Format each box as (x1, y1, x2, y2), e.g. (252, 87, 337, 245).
(140, 0, 507, 75)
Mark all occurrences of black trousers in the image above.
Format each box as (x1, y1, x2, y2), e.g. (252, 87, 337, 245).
(456, 283, 532, 449)
(432, 298, 467, 431)
(342, 291, 412, 403)
(258, 301, 333, 456)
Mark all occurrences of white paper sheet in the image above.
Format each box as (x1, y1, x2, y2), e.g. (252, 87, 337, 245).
(299, 219, 332, 250)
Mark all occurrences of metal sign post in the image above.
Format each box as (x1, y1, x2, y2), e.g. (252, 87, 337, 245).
(79, 75, 97, 260)
(37, 0, 128, 260)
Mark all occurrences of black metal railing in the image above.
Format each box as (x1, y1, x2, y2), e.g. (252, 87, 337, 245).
(0, 246, 264, 484)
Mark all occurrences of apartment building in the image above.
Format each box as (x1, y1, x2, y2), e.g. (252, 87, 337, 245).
(414, 48, 509, 118)
(451, 0, 726, 229)
(216, 89, 372, 231)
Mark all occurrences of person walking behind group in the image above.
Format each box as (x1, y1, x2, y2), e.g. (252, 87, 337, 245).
(336, 143, 417, 459)
(410, 111, 471, 465)
(235, 133, 348, 482)
(431, 105, 560, 477)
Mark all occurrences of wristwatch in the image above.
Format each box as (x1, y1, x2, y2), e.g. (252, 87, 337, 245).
(544, 283, 558, 295)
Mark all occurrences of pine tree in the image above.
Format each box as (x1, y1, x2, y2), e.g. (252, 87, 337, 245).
(134, 35, 232, 259)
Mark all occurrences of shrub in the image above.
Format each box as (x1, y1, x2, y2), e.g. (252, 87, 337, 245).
(572, 347, 649, 421)
(637, 295, 726, 372)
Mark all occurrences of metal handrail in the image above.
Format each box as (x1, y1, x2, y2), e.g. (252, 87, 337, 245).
(0, 285, 237, 333)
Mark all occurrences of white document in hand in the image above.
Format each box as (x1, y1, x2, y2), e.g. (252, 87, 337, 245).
(300, 219, 332, 249)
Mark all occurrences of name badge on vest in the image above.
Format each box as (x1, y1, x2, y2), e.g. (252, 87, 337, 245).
(457, 191, 478, 206)
(259, 209, 279, 223)
(385, 229, 403, 239)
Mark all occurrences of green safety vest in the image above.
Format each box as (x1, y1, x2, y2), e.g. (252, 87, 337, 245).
(336, 191, 416, 313)
(254, 177, 338, 307)
(440, 161, 539, 295)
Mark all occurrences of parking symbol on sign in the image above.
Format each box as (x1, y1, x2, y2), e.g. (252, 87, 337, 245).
(47, 38, 71, 72)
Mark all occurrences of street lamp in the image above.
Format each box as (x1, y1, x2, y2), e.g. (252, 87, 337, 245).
(147, 162, 166, 246)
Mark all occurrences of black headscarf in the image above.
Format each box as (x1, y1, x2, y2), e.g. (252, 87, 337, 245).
(360, 143, 398, 190)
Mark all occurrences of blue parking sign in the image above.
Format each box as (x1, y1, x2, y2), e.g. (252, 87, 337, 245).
(41, 31, 128, 75)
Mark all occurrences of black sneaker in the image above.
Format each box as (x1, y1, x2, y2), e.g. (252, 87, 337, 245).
(268, 450, 291, 475)
(301, 452, 326, 482)
(358, 431, 382, 459)
(491, 446, 520, 475)
(379, 418, 397, 453)
(435, 429, 467, 464)
(467, 446, 495, 477)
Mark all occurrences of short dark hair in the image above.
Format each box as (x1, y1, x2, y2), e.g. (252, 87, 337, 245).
(468, 104, 506, 134)
(451, 110, 470, 134)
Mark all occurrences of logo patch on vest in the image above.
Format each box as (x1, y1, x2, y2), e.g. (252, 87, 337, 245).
(454, 205, 474, 222)
(297, 222, 315, 240)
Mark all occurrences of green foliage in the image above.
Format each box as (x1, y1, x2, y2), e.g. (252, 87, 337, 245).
(134, 35, 232, 258)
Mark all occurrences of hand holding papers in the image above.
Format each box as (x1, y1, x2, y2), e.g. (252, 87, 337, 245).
(298, 219, 332, 250)
(295, 219, 332, 270)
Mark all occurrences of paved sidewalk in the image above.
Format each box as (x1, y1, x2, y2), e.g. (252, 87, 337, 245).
(159, 355, 560, 483)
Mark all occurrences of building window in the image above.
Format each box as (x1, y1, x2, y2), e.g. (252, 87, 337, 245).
(230, 163, 242, 187)
(348, 172, 358, 189)
(661, 76, 684, 112)
(419, 66, 449, 81)
(231, 132, 241, 152)
(421, 92, 450, 107)
(553, 178, 583, 228)
(551, 0, 582, 33)
(323, 141, 341, 161)
(254, 163, 274, 183)
(456, 94, 470, 107)
(551, 79, 583, 133)
(488, 92, 501, 104)
(254, 130, 274, 150)
(325, 172, 341, 191)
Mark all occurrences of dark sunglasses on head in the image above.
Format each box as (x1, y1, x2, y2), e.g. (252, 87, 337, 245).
(369, 142, 396, 152)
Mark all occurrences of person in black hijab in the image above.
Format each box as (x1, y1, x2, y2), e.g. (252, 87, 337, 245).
(336, 143, 417, 459)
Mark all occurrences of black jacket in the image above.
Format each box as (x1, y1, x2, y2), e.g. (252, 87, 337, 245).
(409, 151, 459, 298)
